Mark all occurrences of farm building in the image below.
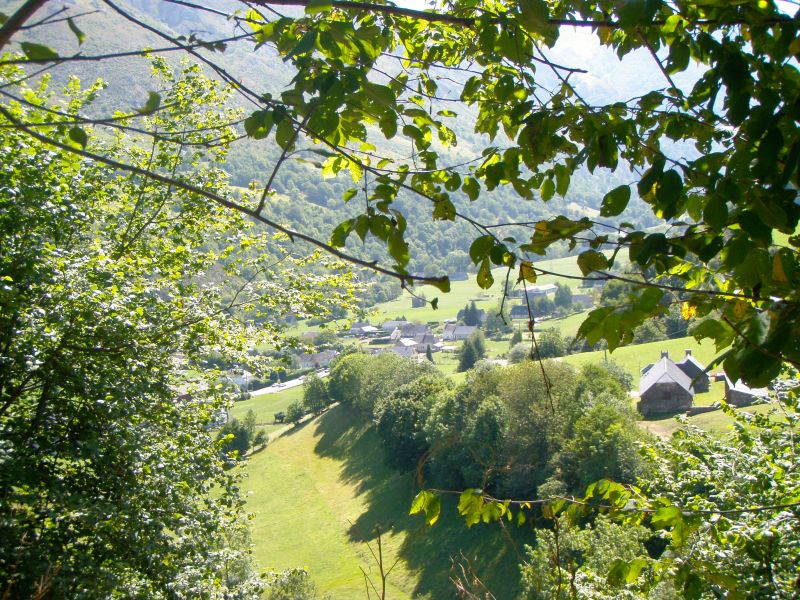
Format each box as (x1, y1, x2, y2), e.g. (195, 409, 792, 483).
(724, 376, 769, 406)
(442, 324, 478, 341)
(675, 349, 710, 392)
(637, 352, 695, 416)
(390, 323, 430, 341)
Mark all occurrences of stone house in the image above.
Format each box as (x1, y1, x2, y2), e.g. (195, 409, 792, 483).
(442, 324, 478, 341)
(724, 376, 768, 406)
(675, 349, 710, 393)
(637, 352, 694, 416)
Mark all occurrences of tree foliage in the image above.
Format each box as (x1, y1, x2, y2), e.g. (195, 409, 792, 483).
(0, 58, 354, 598)
(1, 0, 797, 390)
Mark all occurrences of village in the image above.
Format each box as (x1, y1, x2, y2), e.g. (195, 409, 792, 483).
(223, 278, 777, 422)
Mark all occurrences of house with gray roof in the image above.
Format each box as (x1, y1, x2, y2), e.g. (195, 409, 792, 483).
(442, 324, 478, 341)
(676, 349, 710, 393)
(724, 376, 769, 407)
(390, 323, 430, 341)
(637, 351, 694, 416)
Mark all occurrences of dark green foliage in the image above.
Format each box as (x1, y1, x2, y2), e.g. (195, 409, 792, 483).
(217, 410, 258, 458)
(0, 71, 265, 597)
(286, 401, 305, 424)
(459, 301, 483, 326)
(457, 330, 487, 372)
(423, 367, 508, 490)
(510, 329, 523, 347)
(374, 375, 450, 469)
(425, 345, 434, 363)
(560, 395, 646, 489)
(326, 351, 434, 416)
(302, 372, 329, 415)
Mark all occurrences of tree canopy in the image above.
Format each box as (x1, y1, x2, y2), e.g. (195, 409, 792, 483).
(0, 0, 797, 388)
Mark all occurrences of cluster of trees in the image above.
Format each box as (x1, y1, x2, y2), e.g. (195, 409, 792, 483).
(329, 352, 644, 498)
(216, 410, 268, 459)
(0, 53, 356, 598)
(458, 330, 488, 371)
(458, 301, 485, 326)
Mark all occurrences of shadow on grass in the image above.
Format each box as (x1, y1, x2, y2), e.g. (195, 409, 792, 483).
(312, 404, 527, 599)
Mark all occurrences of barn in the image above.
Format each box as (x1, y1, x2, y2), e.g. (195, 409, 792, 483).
(637, 352, 695, 416)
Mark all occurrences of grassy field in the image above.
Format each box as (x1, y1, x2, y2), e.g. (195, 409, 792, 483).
(369, 254, 597, 324)
(229, 385, 304, 435)
(245, 404, 528, 599)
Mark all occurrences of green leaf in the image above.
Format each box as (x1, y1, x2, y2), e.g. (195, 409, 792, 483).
(577, 250, 608, 276)
(387, 230, 409, 267)
(600, 185, 631, 217)
(20, 42, 59, 61)
(462, 177, 480, 201)
(136, 92, 161, 115)
(477, 259, 494, 289)
(518, 260, 537, 284)
(67, 17, 87, 45)
(607, 559, 629, 587)
(243, 110, 274, 139)
(68, 126, 88, 149)
(284, 30, 317, 62)
(379, 112, 397, 139)
(330, 219, 354, 247)
(651, 505, 682, 529)
(430, 277, 450, 293)
(625, 557, 648, 583)
(703, 195, 728, 230)
(0, 12, 7, 25)
(469, 235, 495, 264)
(410, 490, 441, 525)
(305, 0, 332, 14)
(540, 178, 555, 201)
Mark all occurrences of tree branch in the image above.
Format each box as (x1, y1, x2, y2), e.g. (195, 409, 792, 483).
(0, 0, 48, 52)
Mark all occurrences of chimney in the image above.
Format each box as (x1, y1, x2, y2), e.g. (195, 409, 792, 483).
(685, 349, 692, 356)
(661, 351, 669, 359)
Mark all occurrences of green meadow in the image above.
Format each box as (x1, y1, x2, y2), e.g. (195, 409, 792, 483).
(244, 404, 527, 599)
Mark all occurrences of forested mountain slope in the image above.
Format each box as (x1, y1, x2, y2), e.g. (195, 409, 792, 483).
(19, 0, 662, 276)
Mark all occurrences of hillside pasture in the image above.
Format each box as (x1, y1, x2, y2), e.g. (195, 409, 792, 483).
(245, 404, 527, 599)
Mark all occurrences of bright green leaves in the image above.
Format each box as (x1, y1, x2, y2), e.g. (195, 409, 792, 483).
(523, 216, 592, 255)
(410, 490, 441, 525)
(607, 557, 649, 586)
(330, 212, 410, 268)
(600, 185, 631, 217)
(19, 42, 59, 61)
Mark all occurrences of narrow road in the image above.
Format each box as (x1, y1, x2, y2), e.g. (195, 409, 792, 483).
(249, 368, 329, 397)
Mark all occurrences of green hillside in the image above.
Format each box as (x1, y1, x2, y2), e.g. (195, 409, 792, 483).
(245, 404, 527, 599)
